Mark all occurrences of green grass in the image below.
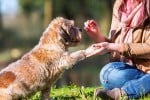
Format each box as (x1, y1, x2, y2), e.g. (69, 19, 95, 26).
(24, 85, 95, 100)
(23, 85, 150, 100)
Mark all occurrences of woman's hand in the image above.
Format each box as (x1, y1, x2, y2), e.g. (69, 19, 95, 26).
(84, 20, 100, 35)
(85, 42, 109, 57)
(85, 42, 123, 57)
(84, 20, 105, 42)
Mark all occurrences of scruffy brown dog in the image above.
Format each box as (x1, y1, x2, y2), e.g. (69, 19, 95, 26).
(0, 17, 88, 100)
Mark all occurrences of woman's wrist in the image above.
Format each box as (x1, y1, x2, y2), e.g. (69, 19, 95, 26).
(108, 43, 123, 53)
(94, 34, 106, 43)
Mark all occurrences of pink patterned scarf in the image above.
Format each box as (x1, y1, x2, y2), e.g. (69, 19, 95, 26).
(114, 0, 149, 64)
(117, 0, 149, 43)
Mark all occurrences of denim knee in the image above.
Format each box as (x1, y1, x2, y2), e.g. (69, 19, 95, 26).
(122, 74, 150, 99)
(99, 62, 121, 90)
(99, 62, 145, 90)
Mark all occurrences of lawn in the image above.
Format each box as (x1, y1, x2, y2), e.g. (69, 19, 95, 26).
(23, 85, 150, 100)
(24, 85, 95, 100)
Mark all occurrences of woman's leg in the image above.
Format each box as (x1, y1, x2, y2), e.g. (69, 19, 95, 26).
(122, 74, 150, 98)
(100, 62, 145, 90)
(99, 62, 150, 99)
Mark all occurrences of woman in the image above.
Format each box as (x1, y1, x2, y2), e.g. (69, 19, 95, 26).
(84, 0, 150, 99)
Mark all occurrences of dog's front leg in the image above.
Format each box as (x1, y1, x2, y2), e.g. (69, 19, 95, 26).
(69, 50, 87, 62)
(41, 87, 51, 100)
(59, 50, 86, 69)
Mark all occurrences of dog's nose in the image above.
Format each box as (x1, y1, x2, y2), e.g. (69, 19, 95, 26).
(79, 28, 82, 32)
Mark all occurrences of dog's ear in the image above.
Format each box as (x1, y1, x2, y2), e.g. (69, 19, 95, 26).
(58, 19, 74, 46)
(59, 26, 71, 45)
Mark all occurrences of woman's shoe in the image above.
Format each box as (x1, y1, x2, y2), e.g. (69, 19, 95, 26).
(94, 88, 127, 100)
(94, 88, 113, 100)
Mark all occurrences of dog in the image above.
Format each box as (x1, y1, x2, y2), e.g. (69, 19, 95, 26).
(0, 17, 88, 100)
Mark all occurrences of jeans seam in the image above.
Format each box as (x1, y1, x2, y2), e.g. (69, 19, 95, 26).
(102, 66, 114, 84)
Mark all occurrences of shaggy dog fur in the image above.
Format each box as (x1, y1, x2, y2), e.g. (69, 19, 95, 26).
(0, 17, 87, 100)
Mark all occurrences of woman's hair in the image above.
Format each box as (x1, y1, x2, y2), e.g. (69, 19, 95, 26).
(146, 0, 150, 17)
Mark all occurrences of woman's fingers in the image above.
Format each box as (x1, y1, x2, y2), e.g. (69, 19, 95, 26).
(85, 44, 107, 57)
(93, 42, 109, 48)
(84, 20, 98, 33)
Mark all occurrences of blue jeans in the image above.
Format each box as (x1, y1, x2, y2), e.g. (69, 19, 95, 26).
(99, 62, 150, 99)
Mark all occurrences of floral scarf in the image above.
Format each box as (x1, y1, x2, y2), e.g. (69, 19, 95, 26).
(117, 0, 149, 43)
(113, 0, 149, 64)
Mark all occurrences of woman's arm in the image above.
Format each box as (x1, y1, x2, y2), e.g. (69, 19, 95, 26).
(121, 27, 150, 59)
(92, 34, 150, 60)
